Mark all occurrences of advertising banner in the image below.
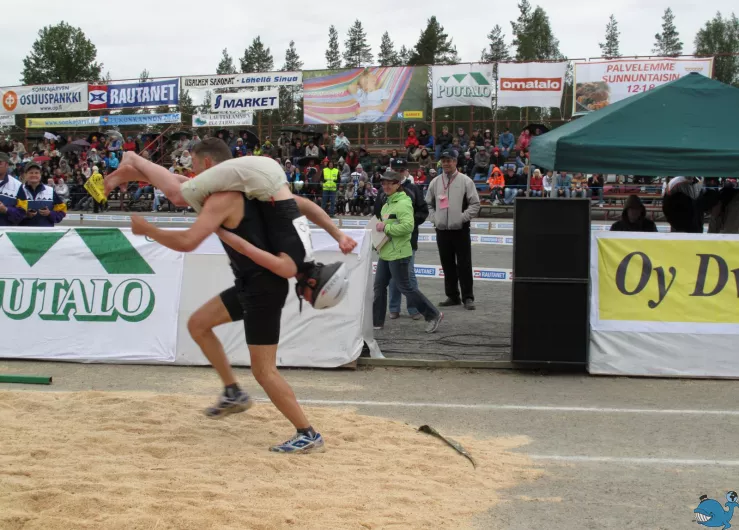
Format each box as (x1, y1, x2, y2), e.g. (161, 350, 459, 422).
(592, 233, 739, 332)
(0, 115, 15, 127)
(432, 64, 494, 109)
(88, 79, 179, 110)
(211, 91, 279, 112)
(25, 113, 181, 128)
(0, 228, 183, 362)
(192, 112, 253, 127)
(573, 57, 713, 114)
(26, 116, 101, 128)
(181, 71, 302, 89)
(497, 62, 567, 108)
(589, 232, 739, 379)
(0, 83, 88, 115)
(303, 67, 428, 124)
(100, 113, 181, 126)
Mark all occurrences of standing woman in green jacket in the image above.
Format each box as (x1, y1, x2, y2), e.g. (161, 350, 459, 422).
(373, 171, 443, 333)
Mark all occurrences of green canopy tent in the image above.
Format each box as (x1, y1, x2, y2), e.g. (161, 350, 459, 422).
(530, 73, 739, 177)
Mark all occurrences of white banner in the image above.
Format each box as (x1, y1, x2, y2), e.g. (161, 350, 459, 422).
(182, 71, 302, 89)
(211, 90, 279, 112)
(431, 64, 494, 109)
(192, 112, 253, 127)
(574, 57, 714, 114)
(0, 115, 15, 127)
(0, 83, 88, 115)
(497, 62, 567, 108)
(0, 228, 183, 362)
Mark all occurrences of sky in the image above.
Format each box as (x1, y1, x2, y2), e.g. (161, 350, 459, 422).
(0, 0, 734, 88)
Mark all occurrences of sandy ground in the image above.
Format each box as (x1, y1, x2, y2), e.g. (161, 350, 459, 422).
(0, 390, 539, 530)
(1, 363, 738, 529)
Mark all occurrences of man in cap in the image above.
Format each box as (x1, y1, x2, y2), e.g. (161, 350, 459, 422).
(0, 152, 28, 226)
(20, 162, 67, 227)
(425, 149, 480, 310)
(374, 159, 429, 320)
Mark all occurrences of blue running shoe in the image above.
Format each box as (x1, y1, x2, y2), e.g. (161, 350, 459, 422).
(204, 391, 254, 418)
(269, 432, 325, 454)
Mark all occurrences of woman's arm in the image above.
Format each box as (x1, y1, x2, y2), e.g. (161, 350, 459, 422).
(384, 199, 414, 238)
(215, 229, 297, 278)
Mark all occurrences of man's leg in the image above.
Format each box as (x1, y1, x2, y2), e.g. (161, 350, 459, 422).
(436, 229, 461, 304)
(241, 274, 323, 453)
(105, 153, 188, 204)
(406, 250, 420, 316)
(249, 344, 309, 430)
(187, 289, 253, 418)
(373, 259, 392, 328)
(329, 191, 336, 216)
(387, 258, 442, 332)
(454, 227, 475, 304)
(187, 294, 238, 386)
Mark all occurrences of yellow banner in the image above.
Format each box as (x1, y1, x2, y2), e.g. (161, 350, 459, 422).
(25, 116, 101, 128)
(598, 237, 739, 324)
(84, 173, 107, 204)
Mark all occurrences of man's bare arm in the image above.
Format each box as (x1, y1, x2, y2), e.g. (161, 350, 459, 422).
(131, 192, 238, 252)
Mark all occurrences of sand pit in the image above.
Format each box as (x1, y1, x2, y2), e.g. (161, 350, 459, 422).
(0, 391, 540, 529)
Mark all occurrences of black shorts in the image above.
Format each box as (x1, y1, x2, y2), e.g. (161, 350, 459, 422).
(219, 271, 289, 345)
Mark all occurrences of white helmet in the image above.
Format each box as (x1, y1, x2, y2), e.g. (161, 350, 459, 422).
(295, 262, 349, 310)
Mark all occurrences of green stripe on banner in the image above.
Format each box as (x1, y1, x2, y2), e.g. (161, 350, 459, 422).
(469, 72, 490, 85)
(6, 232, 66, 267)
(75, 228, 154, 275)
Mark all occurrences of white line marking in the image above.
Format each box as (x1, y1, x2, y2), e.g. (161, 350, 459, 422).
(528, 455, 739, 466)
(291, 399, 739, 416)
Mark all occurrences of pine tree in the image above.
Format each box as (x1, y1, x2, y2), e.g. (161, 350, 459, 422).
(178, 88, 197, 125)
(398, 45, 411, 66)
(325, 25, 342, 69)
(481, 25, 510, 63)
(240, 36, 274, 73)
(694, 12, 739, 86)
(511, 2, 562, 61)
(378, 31, 400, 66)
(200, 91, 213, 113)
(343, 20, 373, 67)
(653, 8, 683, 56)
(217, 48, 237, 75)
(408, 16, 459, 65)
(279, 40, 304, 124)
(138, 69, 151, 83)
(599, 15, 621, 58)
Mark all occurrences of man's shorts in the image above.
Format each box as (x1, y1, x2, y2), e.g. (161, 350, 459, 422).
(180, 157, 287, 213)
(219, 271, 289, 345)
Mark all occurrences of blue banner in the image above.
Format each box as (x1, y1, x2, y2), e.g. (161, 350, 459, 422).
(101, 79, 179, 109)
(100, 113, 181, 126)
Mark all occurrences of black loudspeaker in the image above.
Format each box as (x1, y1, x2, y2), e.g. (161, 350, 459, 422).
(511, 198, 591, 365)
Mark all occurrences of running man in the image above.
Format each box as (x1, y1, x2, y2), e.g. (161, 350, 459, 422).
(111, 140, 355, 453)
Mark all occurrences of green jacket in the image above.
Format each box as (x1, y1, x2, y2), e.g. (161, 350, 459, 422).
(379, 190, 414, 261)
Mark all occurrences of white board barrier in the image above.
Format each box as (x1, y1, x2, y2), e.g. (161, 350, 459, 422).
(0, 227, 379, 367)
(589, 232, 739, 378)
